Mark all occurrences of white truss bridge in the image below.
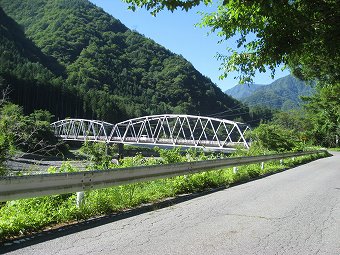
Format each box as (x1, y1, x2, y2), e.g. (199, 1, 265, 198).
(51, 114, 250, 151)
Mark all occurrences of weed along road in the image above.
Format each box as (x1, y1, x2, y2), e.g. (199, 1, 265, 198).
(2, 152, 340, 255)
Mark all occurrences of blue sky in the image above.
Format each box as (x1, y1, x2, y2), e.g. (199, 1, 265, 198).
(90, 0, 290, 91)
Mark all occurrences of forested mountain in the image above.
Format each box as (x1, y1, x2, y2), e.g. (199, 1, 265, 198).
(0, 7, 90, 119)
(0, 0, 252, 123)
(225, 83, 264, 100)
(225, 75, 315, 111)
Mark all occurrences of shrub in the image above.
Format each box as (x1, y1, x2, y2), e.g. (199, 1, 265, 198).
(249, 124, 303, 152)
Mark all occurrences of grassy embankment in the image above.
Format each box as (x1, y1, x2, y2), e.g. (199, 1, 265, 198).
(0, 148, 329, 242)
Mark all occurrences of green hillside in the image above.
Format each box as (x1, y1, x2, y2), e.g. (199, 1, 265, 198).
(226, 75, 315, 111)
(225, 83, 264, 100)
(0, 0, 249, 123)
(0, 7, 93, 119)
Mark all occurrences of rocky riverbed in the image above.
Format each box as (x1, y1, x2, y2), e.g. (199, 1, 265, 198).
(4, 154, 89, 175)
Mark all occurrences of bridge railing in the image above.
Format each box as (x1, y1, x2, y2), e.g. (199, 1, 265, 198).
(0, 150, 326, 202)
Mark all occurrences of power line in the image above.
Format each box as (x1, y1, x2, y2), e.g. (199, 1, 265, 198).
(208, 94, 299, 119)
(207, 102, 248, 117)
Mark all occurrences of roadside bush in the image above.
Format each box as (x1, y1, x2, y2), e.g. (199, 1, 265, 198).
(80, 141, 114, 169)
(233, 169, 251, 183)
(0, 103, 67, 159)
(155, 147, 186, 163)
(249, 124, 303, 152)
(0, 132, 14, 175)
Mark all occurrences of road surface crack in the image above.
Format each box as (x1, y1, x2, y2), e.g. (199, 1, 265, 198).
(223, 213, 276, 221)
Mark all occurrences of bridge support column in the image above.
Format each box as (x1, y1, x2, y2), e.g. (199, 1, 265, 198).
(105, 142, 108, 156)
(117, 143, 124, 159)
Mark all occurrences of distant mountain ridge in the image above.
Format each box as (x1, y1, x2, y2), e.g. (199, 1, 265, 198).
(225, 83, 265, 100)
(225, 75, 315, 111)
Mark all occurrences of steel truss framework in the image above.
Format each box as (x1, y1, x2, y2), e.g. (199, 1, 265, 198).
(51, 114, 251, 150)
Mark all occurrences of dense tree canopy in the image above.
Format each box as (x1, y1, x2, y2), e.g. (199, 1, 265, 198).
(124, 0, 340, 85)
(303, 83, 340, 147)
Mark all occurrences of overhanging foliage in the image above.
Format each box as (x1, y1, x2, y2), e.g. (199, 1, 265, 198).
(124, 0, 340, 85)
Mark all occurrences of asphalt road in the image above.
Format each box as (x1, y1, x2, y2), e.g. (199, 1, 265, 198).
(2, 152, 340, 255)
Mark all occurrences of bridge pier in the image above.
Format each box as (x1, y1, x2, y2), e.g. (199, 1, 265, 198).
(105, 142, 108, 156)
(117, 143, 124, 159)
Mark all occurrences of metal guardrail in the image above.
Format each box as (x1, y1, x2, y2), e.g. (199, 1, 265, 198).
(0, 150, 325, 202)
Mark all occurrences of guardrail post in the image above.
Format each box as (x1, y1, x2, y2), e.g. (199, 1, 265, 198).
(76, 191, 85, 207)
(261, 162, 264, 170)
(233, 167, 238, 173)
